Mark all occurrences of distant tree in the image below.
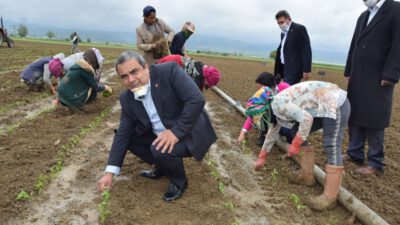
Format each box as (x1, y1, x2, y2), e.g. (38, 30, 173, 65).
(46, 31, 55, 39)
(17, 24, 28, 37)
(86, 38, 91, 43)
(269, 50, 277, 60)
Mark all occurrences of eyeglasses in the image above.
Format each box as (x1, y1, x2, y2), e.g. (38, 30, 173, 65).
(120, 67, 142, 80)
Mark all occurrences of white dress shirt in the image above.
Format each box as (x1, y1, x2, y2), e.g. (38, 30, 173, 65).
(105, 81, 166, 175)
(280, 22, 292, 65)
(367, 0, 385, 25)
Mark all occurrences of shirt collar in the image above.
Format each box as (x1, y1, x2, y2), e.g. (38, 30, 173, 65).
(369, 0, 385, 12)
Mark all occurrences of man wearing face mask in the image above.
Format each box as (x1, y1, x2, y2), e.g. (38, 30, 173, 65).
(344, 0, 400, 175)
(136, 5, 175, 65)
(257, 10, 313, 148)
(273, 10, 312, 85)
(97, 51, 217, 202)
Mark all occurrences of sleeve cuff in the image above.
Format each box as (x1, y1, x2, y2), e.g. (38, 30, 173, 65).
(241, 128, 248, 132)
(105, 165, 121, 175)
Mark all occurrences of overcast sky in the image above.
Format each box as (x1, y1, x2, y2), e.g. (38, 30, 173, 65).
(1, 0, 390, 52)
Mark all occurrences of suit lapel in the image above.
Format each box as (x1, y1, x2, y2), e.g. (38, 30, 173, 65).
(127, 91, 151, 127)
(358, 0, 391, 41)
(150, 66, 163, 117)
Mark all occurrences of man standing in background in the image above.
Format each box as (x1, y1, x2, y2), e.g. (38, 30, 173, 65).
(136, 5, 175, 65)
(71, 32, 80, 54)
(273, 10, 312, 85)
(344, 0, 400, 175)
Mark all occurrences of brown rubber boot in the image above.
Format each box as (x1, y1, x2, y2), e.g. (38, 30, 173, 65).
(305, 164, 344, 211)
(287, 146, 316, 186)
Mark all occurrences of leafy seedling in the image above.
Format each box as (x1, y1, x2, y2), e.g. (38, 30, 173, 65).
(288, 193, 307, 212)
(98, 188, 112, 223)
(16, 189, 32, 201)
(271, 168, 279, 184)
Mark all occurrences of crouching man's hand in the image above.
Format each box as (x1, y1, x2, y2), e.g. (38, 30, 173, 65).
(97, 172, 114, 192)
(152, 129, 179, 154)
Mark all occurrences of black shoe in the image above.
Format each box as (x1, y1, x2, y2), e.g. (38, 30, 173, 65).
(140, 167, 164, 179)
(163, 181, 188, 202)
(256, 135, 266, 147)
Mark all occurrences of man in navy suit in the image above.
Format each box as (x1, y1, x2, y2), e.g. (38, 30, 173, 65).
(274, 10, 312, 85)
(97, 50, 217, 202)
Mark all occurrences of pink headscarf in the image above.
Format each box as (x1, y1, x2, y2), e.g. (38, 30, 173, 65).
(48, 58, 64, 78)
(203, 66, 221, 87)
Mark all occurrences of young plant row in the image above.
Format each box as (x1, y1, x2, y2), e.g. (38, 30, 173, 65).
(16, 107, 111, 201)
(206, 157, 240, 225)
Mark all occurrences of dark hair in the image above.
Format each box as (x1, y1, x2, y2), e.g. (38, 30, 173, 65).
(255, 72, 276, 88)
(143, 5, 156, 17)
(275, 10, 290, 20)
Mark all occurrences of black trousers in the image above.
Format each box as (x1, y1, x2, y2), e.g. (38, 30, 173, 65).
(128, 140, 192, 189)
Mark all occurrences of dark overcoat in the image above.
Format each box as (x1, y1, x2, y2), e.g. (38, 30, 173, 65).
(345, 0, 400, 129)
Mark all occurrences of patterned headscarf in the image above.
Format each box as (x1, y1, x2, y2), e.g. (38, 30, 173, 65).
(245, 86, 277, 127)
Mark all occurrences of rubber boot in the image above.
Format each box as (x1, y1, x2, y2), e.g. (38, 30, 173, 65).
(305, 164, 344, 211)
(287, 146, 316, 186)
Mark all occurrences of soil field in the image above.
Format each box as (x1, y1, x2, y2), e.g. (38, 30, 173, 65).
(0, 40, 398, 225)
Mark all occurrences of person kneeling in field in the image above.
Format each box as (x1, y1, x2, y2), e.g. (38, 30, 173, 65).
(156, 54, 221, 91)
(20, 53, 65, 95)
(98, 51, 217, 202)
(57, 48, 112, 110)
(237, 72, 291, 146)
(254, 81, 350, 211)
(49, 48, 104, 82)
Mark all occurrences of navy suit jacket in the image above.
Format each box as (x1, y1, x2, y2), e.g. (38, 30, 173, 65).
(107, 62, 217, 168)
(274, 22, 312, 85)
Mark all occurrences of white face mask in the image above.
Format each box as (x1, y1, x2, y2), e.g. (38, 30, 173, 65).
(363, 0, 378, 8)
(131, 84, 150, 101)
(280, 23, 290, 33)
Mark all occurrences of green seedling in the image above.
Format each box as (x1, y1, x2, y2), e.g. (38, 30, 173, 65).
(288, 193, 307, 212)
(16, 189, 32, 201)
(271, 168, 279, 184)
(98, 188, 112, 223)
(218, 181, 225, 194)
(223, 202, 235, 211)
(34, 174, 49, 195)
(102, 90, 112, 97)
(231, 220, 240, 225)
(241, 140, 249, 153)
(211, 171, 220, 180)
(328, 218, 339, 225)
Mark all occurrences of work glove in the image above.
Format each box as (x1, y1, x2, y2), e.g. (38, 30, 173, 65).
(287, 134, 305, 157)
(253, 150, 268, 171)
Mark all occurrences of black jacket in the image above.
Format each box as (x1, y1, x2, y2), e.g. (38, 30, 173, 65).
(170, 32, 186, 56)
(345, 0, 400, 129)
(274, 22, 312, 85)
(107, 62, 217, 168)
